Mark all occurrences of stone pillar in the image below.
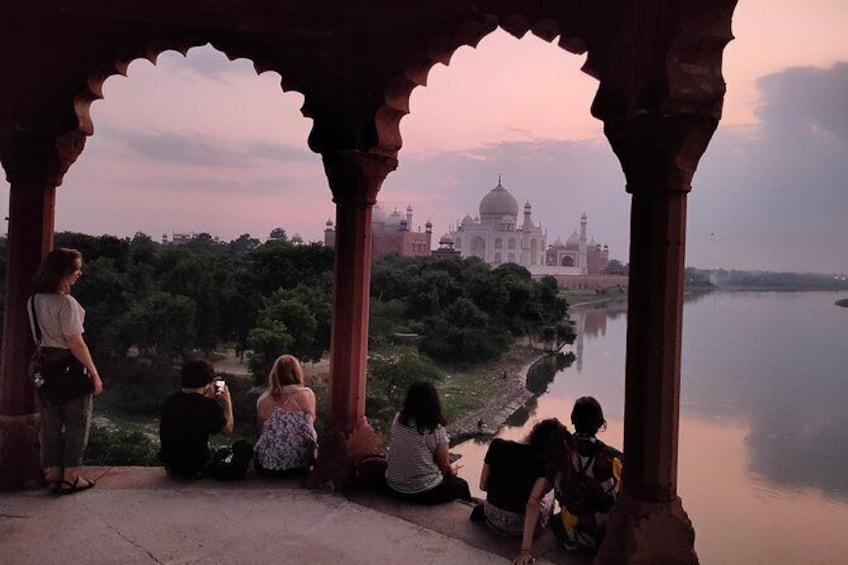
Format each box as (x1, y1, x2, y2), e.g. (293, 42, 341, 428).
(0, 130, 79, 490)
(310, 150, 397, 488)
(596, 115, 717, 564)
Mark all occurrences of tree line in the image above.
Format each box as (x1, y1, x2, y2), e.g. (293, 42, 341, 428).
(0, 231, 574, 415)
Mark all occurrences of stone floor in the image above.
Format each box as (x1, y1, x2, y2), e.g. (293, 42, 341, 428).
(0, 467, 588, 564)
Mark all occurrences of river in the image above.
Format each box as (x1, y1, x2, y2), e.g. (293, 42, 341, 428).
(453, 290, 848, 563)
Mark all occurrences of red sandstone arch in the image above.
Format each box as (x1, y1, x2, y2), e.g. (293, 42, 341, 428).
(376, 6, 606, 156)
(0, 3, 740, 562)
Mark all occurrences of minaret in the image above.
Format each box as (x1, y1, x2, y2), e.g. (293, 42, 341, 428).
(406, 205, 413, 230)
(579, 213, 588, 272)
(523, 201, 532, 229)
(324, 218, 336, 247)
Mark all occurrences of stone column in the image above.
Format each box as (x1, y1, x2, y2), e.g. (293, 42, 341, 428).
(0, 130, 79, 490)
(310, 150, 397, 487)
(596, 115, 717, 564)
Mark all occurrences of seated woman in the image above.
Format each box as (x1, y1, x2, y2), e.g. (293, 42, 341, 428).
(513, 397, 623, 564)
(473, 418, 569, 536)
(254, 355, 318, 477)
(385, 381, 471, 504)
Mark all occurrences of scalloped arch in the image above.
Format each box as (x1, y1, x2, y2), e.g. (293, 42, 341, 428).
(375, 10, 600, 156)
(72, 36, 307, 137)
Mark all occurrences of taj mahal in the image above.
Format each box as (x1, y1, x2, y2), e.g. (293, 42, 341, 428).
(442, 178, 610, 277)
(322, 177, 615, 286)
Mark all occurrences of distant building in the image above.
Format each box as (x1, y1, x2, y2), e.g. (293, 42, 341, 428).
(444, 177, 621, 289)
(324, 204, 433, 259)
(543, 214, 610, 275)
(431, 233, 462, 260)
(162, 232, 194, 246)
(445, 178, 546, 268)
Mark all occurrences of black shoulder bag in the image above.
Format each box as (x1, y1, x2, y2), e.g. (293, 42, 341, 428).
(28, 296, 93, 405)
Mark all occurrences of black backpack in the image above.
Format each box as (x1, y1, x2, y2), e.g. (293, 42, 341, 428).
(210, 440, 254, 481)
(558, 440, 617, 516)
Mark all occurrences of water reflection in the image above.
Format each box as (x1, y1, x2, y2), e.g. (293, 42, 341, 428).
(454, 291, 848, 563)
(526, 352, 575, 395)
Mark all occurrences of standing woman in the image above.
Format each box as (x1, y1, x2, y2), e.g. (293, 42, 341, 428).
(254, 354, 318, 477)
(385, 381, 471, 504)
(28, 248, 103, 494)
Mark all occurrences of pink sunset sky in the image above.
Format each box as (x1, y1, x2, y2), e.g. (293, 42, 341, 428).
(3, 1, 847, 272)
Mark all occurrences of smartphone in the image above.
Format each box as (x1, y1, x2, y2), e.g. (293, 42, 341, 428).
(215, 379, 226, 395)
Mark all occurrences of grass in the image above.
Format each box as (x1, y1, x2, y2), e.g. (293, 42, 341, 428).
(438, 369, 503, 424)
(436, 343, 545, 425)
(559, 286, 626, 307)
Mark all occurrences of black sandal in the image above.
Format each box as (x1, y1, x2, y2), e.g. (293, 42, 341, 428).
(59, 476, 96, 495)
(47, 481, 63, 495)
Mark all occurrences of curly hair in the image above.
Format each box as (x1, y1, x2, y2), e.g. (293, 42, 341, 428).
(526, 418, 572, 480)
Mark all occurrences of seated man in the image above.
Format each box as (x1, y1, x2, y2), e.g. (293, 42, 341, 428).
(158, 359, 235, 478)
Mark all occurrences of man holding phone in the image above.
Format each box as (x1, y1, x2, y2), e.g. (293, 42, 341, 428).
(158, 359, 235, 478)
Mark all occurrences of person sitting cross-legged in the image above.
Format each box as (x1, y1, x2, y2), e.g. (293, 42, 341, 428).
(253, 354, 318, 477)
(385, 381, 472, 504)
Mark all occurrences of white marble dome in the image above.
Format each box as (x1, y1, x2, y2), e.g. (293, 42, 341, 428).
(372, 204, 388, 224)
(479, 181, 519, 219)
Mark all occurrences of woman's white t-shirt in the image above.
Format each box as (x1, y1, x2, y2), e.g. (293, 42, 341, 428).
(29, 293, 85, 348)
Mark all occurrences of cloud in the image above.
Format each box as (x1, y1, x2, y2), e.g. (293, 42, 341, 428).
(98, 125, 315, 170)
(756, 62, 848, 142)
(688, 62, 848, 271)
(389, 58, 848, 274)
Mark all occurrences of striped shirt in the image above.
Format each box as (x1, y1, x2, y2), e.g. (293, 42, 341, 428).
(385, 414, 449, 494)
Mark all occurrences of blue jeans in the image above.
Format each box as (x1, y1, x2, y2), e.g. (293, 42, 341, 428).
(40, 394, 93, 469)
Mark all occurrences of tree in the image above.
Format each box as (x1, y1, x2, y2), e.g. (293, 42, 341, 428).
(605, 259, 627, 275)
(366, 349, 443, 430)
(247, 319, 294, 383)
(228, 233, 260, 254)
(119, 292, 196, 360)
(268, 227, 288, 241)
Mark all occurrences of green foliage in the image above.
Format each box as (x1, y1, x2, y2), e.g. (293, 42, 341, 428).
(246, 283, 331, 382)
(84, 425, 160, 466)
(368, 298, 410, 347)
(120, 292, 196, 360)
(605, 259, 627, 276)
(366, 348, 443, 433)
(247, 319, 294, 383)
(370, 255, 571, 364)
(110, 357, 180, 415)
(268, 227, 288, 241)
(688, 268, 848, 290)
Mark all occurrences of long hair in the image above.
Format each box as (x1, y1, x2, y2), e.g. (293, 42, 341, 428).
(526, 418, 572, 480)
(267, 354, 305, 400)
(398, 380, 446, 434)
(31, 248, 82, 294)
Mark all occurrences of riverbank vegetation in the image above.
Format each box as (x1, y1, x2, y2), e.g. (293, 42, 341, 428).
(0, 231, 575, 463)
(686, 268, 848, 291)
(837, 298, 848, 308)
